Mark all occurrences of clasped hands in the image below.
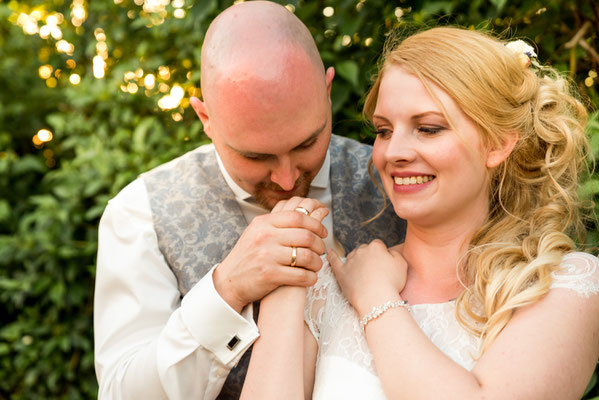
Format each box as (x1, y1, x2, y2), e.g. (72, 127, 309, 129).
(213, 196, 408, 315)
(213, 197, 330, 313)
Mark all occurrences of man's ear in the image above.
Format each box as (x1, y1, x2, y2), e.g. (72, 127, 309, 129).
(486, 131, 518, 168)
(325, 67, 335, 98)
(190, 96, 213, 138)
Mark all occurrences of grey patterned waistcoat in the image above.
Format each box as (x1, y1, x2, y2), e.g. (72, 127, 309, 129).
(142, 134, 406, 398)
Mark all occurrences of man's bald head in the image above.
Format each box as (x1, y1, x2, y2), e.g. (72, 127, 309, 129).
(200, 1, 325, 103)
(191, 1, 334, 209)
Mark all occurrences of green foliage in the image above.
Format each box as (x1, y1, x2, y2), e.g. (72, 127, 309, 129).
(0, 0, 597, 398)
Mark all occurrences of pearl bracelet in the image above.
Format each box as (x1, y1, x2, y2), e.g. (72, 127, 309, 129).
(359, 300, 410, 331)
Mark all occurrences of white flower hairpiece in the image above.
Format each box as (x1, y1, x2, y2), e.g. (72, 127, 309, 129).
(505, 40, 537, 68)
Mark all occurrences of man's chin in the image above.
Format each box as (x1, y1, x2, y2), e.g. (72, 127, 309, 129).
(253, 173, 313, 210)
(255, 189, 301, 210)
(255, 186, 311, 210)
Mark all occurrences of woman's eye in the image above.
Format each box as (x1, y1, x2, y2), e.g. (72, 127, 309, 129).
(374, 129, 392, 138)
(417, 126, 443, 135)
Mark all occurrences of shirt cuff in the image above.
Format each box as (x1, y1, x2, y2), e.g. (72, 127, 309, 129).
(179, 265, 259, 366)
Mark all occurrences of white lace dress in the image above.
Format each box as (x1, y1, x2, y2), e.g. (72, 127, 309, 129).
(304, 252, 599, 399)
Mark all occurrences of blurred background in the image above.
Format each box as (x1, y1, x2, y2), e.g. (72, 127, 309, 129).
(0, 0, 597, 398)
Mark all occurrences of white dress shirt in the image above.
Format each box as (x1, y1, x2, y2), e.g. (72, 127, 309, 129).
(94, 144, 339, 399)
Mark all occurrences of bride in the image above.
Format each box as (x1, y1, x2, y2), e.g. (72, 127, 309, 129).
(241, 27, 599, 399)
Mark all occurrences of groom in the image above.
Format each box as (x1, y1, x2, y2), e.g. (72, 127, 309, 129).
(94, 1, 405, 399)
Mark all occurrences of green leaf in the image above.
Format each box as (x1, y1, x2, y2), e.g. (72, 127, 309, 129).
(335, 60, 360, 88)
(12, 155, 45, 175)
(579, 179, 599, 199)
(584, 371, 597, 396)
(489, 0, 508, 12)
(133, 116, 158, 153)
(0, 199, 10, 222)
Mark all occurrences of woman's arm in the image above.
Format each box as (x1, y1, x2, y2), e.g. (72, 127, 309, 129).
(240, 286, 317, 399)
(329, 246, 599, 400)
(241, 197, 325, 399)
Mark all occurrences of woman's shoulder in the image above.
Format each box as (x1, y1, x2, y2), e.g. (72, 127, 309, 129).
(550, 252, 599, 298)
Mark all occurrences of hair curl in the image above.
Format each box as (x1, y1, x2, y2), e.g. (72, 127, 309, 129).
(364, 27, 590, 354)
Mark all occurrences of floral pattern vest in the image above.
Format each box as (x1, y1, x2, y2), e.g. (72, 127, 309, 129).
(142, 134, 406, 398)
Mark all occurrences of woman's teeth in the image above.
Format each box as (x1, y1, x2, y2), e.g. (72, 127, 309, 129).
(393, 175, 434, 185)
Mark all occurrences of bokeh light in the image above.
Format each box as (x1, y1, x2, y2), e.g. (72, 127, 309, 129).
(93, 56, 106, 79)
(17, 12, 39, 35)
(158, 83, 169, 93)
(158, 66, 171, 80)
(144, 74, 156, 89)
(158, 84, 185, 110)
(39, 65, 53, 79)
(37, 129, 53, 142)
(71, 0, 87, 27)
(323, 7, 334, 17)
(56, 40, 75, 55)
(126, 82, 139, 94)
(69, 73, 81, 85)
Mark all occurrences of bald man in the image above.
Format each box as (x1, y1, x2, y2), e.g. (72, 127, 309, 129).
(94, 2, 405, 399)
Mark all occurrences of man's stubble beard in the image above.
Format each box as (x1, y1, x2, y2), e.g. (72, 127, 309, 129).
(253, 171, 313, 210)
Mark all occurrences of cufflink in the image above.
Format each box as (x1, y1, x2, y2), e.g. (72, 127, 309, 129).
(226, 335, 240, 351)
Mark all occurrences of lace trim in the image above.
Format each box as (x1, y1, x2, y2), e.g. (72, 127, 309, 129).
(304, 251, 599, 379)
(550, 252, 599, 298)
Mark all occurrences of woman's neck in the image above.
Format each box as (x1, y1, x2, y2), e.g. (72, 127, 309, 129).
(397, 214, 485, 304)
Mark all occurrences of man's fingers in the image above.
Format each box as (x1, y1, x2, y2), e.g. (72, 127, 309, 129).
(271, 199, 288, 213)
(279, 267, 318, 287)
(276, 227, 326, 255)
(309, 207, 329, 223)
(270, 211, 328, 238)
(272, 196, 328, 217)
(264, 263, 318, 288)
(275, 245, 323, 271)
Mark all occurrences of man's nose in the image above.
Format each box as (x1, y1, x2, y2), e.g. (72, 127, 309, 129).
(270, 156, 299, 191)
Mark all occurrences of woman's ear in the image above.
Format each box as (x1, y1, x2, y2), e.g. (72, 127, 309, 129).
(486, 131, 518, 168)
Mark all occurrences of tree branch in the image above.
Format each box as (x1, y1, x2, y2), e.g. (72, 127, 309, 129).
(565, 21, 592, 49)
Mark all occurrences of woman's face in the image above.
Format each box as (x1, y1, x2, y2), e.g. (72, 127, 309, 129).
(372, 65, 493, 229)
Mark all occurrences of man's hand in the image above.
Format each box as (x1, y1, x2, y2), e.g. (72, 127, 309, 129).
(213, 197, 329, 313)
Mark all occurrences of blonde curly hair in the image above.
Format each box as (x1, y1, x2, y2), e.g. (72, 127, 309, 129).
(364, 26, 590, 354)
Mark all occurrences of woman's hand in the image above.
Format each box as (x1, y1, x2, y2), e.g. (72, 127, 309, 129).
(327, 240, 408, 316)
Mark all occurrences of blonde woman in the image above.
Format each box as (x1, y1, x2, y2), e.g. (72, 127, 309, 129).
(241, 27, 599, 399)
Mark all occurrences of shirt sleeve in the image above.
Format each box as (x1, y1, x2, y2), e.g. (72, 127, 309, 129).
(94, 178, 259, 400)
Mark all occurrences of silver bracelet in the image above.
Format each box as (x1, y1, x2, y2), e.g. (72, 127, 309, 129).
(359, 300, 410, 331)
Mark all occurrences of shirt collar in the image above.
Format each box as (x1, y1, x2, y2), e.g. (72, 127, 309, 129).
(215, 149, 331, 202)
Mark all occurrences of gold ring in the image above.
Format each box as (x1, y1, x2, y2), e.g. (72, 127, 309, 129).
(295, 207, 310, 216)
(291, 246, 297, 267)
